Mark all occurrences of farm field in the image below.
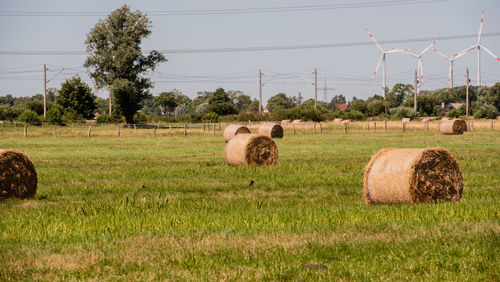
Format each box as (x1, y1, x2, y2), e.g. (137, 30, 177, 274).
(0, 129, 499, 280)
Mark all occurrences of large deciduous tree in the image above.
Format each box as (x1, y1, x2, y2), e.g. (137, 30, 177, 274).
(84, 5, 166, 123)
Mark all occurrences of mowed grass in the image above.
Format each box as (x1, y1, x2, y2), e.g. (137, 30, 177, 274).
(0, 128, 499, 280)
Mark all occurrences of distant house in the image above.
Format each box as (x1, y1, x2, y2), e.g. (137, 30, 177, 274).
(444, 103, 464, 111)
(334, 103, 348, 110)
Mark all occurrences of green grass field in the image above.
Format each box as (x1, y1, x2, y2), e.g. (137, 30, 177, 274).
(1, 128, 499, 280)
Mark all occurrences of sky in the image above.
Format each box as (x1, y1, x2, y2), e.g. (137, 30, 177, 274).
(1, 0, 499, 106)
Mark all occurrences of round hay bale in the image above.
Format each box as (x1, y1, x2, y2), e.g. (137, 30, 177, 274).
(223, 124, 251, 143)
(281, 119, 291, 125)
(333, 118, 343, 123)
(402, 118, 411, 123)
(225, 134, 278, 166)
(0, 149, 37, 199)
(258, 123, 284, 139)
(292, 119, 303, 125)
(363, 148, 462, 204)
(440, 118, 467, 135)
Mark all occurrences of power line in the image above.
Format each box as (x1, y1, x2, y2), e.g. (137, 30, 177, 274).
(0, 0, 451, 17)
(1, 32, 499, 56)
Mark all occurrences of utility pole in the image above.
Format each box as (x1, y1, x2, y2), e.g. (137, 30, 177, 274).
(414, 69, 418, 112)
(466, 68, 469, 118)
(43, 64, 47, 118)
(323, 78, 327, 103)
(259, 69, 262, 114)
(314, 68, 317, 110)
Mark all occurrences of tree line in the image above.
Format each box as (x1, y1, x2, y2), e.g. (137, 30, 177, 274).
(1, 5, 499, 125)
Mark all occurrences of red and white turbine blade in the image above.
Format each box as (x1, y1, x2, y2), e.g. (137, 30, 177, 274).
(420, 39, 439, 56)
(387, 48, 414, 54)
(365, 28, 384, 52)
(451, 45, 476, 60)
(481, 45, 500, 62)
(371, 54, 384, 80)
(433, 48, 449, 60)
(478, 10, 484, 45)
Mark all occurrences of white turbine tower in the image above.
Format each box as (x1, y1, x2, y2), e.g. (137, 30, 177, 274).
(403, 39, 439, 92)
(365, 28, 414, 98)
(432, 47, 473, 88)
(465, 10, 500, 86)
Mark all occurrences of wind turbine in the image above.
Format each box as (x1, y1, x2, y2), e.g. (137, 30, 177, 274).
(432, 47, 473, 88)
(403, 39, 439, 92)
(465, 10, 500, 86)
(365, 28, 414, 98)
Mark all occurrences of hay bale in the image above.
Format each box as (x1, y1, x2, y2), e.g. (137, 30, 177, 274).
(440, 118, 467, 135)
(402, 118, 410, 123)
(258, 123, 284, 139)
(225, 134, 278, 166)
(292, 119, 303, 125)
(363, 148, 463, 204)
(281, 119, 291, 125)
(333, 118, 343, 123)
(223, 124, 251, 143)
(0, 149, 37, 199)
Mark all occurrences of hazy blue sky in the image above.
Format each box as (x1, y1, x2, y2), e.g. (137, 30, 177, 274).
(1, 0, 499, 105)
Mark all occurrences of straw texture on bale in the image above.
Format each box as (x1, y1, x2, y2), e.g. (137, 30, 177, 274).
(258, 123, 284, 138)
(292, 119, 303, 125)
(225, 134, 278, 166)
(223, 124, 251, 142)
(281, 120, 291, 125)
(333, 118, 343, 123)
(439, 118, 467, 135)
(0, 149, 37, 199)
(363, 147, 463, 204)
(402, 118, 410, 123)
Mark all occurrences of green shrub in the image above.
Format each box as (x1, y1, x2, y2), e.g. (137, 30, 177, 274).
(204, 112, 220, 123)
(391, 107, 418, 120)
(45, 107, 64, 125)
(18, 110, 42, 125)
(473, 104, 499, 119)
(133, 112, 148, 124)
(0, 106, 21, 121)
(96, 113, 125, 124)
(447, 108, 460, 118)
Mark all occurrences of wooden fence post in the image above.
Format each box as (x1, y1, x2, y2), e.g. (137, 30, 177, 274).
(320, 122, 322, 133)
(54, 127, 57, 137)
(402, 122, 406, 133)
(117, 126, 120, 137)
(374, 122, 376, 132)
(384, 120, 387, 131)
(492, 121, 495, 131)
(184, 123, 187, 136)
(88, 126, 91, 138)
(154, 125, 157, 136)
(169, 124, 172, 132)
(24, 125, 27, 138)
(213, 124, 216, 136)
(293, 125, 296, 134)
(344, 122, 348, 134)
(314, 122, 316, 132)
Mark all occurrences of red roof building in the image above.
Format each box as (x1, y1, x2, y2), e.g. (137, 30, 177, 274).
(334, 103, 348, 110)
